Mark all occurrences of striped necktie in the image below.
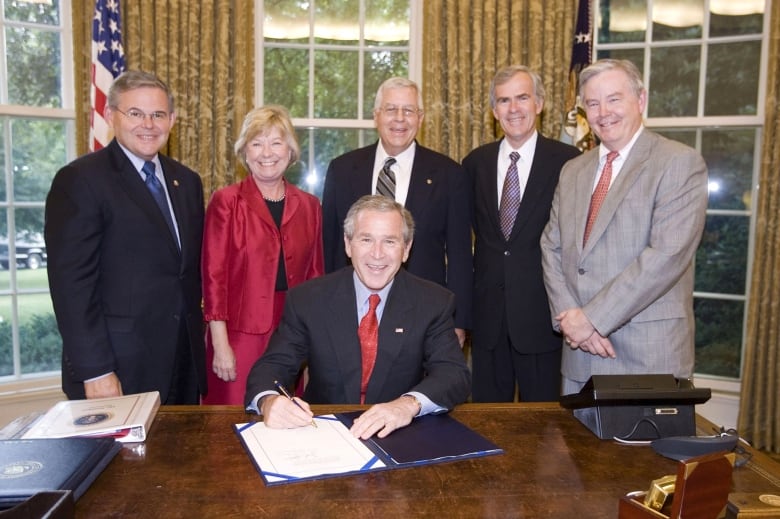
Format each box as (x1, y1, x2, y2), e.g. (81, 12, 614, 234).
(498, 151, 521, 240)
(376, 157, 396, 199)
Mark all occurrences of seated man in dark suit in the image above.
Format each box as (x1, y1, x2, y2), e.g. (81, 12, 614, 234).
(245, 195, 470, 439)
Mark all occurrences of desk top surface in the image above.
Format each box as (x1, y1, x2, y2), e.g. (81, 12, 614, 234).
(75, 403, 780, 519)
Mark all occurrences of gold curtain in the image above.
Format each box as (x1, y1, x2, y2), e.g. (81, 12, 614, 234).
(738, 0, 780, 454)
(421, 0, 575, 162)
(71, 0, 255, 197)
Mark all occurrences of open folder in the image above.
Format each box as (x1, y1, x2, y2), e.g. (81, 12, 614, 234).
(235, 411, 503, 486)
(22, 391, 160, 443)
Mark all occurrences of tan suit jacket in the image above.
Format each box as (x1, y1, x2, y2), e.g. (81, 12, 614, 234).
(541, 129, 708, 383)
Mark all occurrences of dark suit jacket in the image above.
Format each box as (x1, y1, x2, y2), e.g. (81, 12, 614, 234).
(244, 268, 471, 409)
(45, 139, 206, 401)
(463, 135, 580, 357)
(321, 142, 473, 329)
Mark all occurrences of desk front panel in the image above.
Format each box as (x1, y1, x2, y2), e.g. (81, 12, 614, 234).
(75, 403, 780, 518)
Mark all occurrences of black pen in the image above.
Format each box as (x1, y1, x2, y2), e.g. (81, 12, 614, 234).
(274, 380, 317, 428)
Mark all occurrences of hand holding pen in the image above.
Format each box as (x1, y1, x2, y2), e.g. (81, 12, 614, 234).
(274, 380, 317, 428)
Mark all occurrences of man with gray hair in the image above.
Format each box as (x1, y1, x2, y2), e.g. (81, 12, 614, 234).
(541, 59, 708, 394)
(463, 65, 580, 402)
(322, 77, 473, 347)
(246, 195, 470, 440)
(46, 70, 206, 404)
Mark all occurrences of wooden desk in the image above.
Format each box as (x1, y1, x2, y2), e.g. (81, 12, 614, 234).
(76, 403, 780, 518)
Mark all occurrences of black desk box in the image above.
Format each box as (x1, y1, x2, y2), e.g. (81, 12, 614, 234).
(559, 374, 711, 440)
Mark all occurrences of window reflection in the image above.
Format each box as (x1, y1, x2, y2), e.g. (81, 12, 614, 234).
(649, 46, 699, 117)
(705, 41, 761, 116)
(694, 297, 743, 378)
(652, 0, 703, 40)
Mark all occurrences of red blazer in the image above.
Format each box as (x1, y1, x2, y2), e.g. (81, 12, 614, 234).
(202, 177, 324, 334)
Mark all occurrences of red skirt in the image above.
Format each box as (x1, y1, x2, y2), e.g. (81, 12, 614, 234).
(202, 291, 286, 405)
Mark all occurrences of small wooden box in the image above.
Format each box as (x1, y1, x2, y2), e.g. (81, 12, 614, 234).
(618, 451, 736, 519)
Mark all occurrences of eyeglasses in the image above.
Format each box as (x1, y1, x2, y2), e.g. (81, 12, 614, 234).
(113, 107, 171, 123)
(378, 105, 422, 118)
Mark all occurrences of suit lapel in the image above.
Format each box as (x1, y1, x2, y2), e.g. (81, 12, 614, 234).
(353, 144, 377, 198)
(512, 137, 555, 238)
(581, 131, 654, 255)
(576, 149, 602, 254)
(475, 141, 503, 234)
(366, 271, 413, 402)
(109, 142, 180, 258)
(238, 177, 279, 230)
(325, 269, 363, 400)
(404, 143, 432, 217)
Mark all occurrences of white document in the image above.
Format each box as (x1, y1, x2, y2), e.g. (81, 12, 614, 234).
(236, 414, 386, 485)
(22, 391, 161, 443)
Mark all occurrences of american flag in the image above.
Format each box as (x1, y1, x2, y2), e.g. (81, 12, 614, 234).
(561, 0, 595, 152)
(89, 0, 126, 152)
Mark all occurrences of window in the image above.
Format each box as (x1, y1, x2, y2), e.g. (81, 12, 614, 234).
(257, 0, 418, 198)
(594, 0, 768, 379)
(0, 0, 73, 380)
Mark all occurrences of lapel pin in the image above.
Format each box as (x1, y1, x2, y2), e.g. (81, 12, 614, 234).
(173, 180, 180, 187)
(426, 179, 432, 185)
(395, 328, 404, 333)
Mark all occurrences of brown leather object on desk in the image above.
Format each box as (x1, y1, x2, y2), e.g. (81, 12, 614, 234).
(74, 403, 780, 519)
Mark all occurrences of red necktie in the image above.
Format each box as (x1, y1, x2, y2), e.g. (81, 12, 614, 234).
(583, 151, 619, 246)
(358, 294, 381, 404)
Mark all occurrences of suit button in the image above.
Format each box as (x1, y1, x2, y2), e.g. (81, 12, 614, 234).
(504, 250, 511, 256)
(578, 268, 586, 275)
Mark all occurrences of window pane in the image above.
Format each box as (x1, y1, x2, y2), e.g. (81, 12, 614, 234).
(701, 128, 755, 211)
(705, 41, 761, 116)
(314, 0, 359, 45)
(596, 48, 644, 72)
(655, 129, 696, 148)
(598, 0, 646, 43)
(19, 294, 59, 375)
(652, 0, 703, 40)
(363, 51, 409, 118)
(6, 27, 62, 108)
(365, 0, 410, 46)
(12, 118, 66, 202)
(14, 208, 45, 276)
(293, 128, 377, 199)
(3, 0, 60, 25)
(314, 50, 359, 118)
(648, 46, 699, 117)
(0, 121, 6, 201)
(0, 210, 8, 288)
(264, 48, 309, 118)
(0, 294, 12, 376)
(264, 0, 309, 44)
(710, 1, 764, 37)
(694, 298, 743, 378)
(695, 215, 749, 295)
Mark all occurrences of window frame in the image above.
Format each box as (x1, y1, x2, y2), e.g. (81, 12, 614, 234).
(593, 0, 770, 389)
(0, 0, 75, 390)
(255, 0, 422, 195)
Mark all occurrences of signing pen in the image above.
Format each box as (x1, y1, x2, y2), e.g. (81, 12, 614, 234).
(274, 380, 317, 428)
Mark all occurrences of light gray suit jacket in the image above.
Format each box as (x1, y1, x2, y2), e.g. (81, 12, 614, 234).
(541, 129, 708, 384)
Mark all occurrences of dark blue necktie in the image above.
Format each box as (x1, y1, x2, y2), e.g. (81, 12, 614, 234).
(142, 161, 179, 249)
